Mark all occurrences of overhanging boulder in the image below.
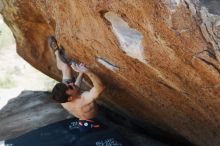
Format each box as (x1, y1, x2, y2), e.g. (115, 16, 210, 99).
(0, 1, 219, 146)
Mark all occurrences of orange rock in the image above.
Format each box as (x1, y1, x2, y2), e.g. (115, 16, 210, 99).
(1, 0, 220, 146)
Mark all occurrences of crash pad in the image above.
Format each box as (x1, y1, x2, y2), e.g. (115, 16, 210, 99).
(5, 118, 132, 146)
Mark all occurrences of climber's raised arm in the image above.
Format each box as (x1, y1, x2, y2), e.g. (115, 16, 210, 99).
(71, 63, 105, 102)
(74, 72, 83, 87)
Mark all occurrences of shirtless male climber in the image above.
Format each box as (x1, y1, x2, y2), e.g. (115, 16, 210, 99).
(48, 36, 105, 133)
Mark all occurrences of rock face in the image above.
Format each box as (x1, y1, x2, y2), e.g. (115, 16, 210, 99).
(0, 0, 219, 146)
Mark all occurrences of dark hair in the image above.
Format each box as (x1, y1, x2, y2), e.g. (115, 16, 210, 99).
(52, 83, 69, 103)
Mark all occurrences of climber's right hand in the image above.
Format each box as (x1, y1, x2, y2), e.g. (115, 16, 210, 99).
(71, 63, 88, 73)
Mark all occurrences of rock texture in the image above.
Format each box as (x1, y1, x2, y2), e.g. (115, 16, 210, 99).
(0, 0, 220, 146)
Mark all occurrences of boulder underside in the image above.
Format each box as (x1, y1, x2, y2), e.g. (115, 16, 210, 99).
(0, 0, 220, 146)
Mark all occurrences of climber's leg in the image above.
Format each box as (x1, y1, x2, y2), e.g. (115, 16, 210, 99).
(48, 36, 73, 81)
(55, 50, 73, 81)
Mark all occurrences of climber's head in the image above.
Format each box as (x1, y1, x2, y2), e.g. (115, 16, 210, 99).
(52, 82, 79, 103)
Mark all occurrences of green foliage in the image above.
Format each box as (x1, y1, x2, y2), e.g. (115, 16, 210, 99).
(0, 71, 16, 88)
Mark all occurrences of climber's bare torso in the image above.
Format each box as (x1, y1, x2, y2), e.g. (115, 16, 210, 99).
(62, 91, 98, 120)
(57, 62, 104, 121)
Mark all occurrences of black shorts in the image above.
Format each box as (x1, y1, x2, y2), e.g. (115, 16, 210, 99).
(78, 118, 105, 133)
